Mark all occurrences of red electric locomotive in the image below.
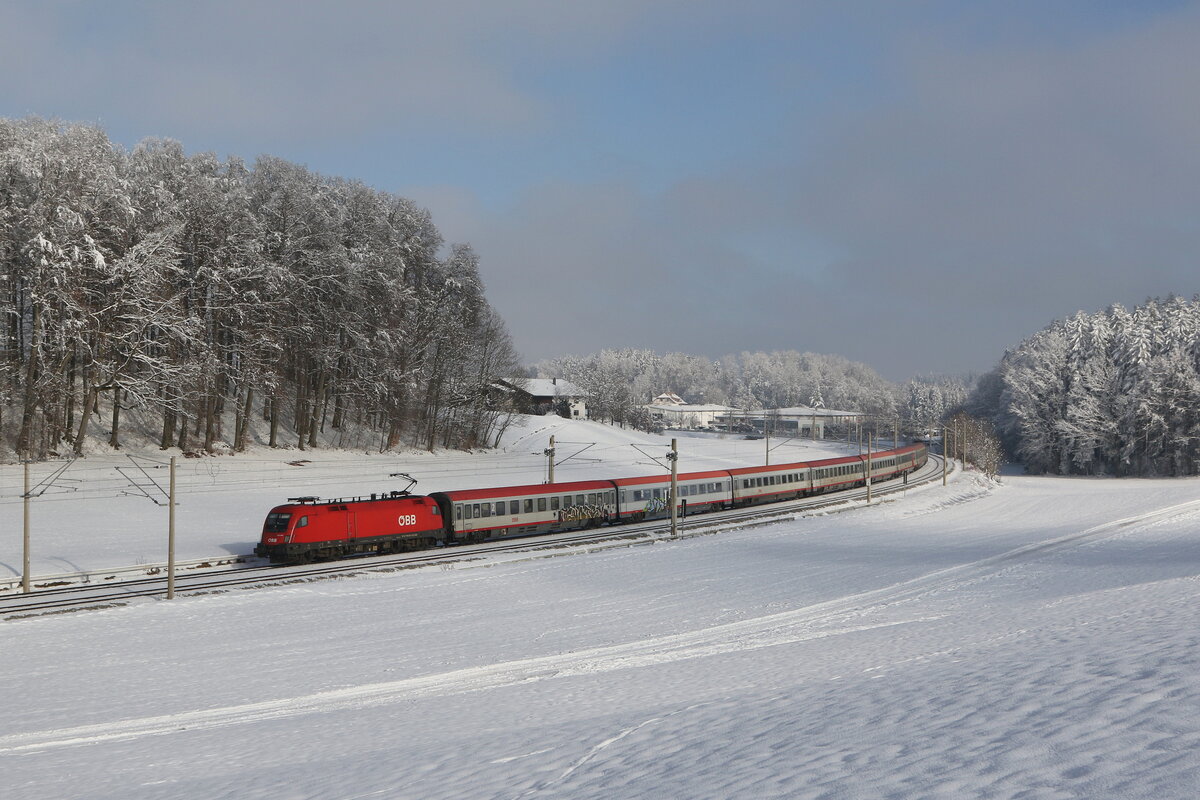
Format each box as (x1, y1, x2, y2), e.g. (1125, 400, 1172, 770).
(255, 490, 446, 563)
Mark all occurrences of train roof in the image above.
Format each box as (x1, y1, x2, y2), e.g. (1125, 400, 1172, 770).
(430, 479, 615, 501)
(610, 469, 732, 486)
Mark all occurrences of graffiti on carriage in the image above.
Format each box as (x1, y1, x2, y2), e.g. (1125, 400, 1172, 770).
(559, 504, 608, 522)
(642, 496, 669, 514)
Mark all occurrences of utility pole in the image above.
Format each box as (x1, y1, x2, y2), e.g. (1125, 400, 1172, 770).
(167, 456, 177, 600)
(668, 438, 679, 539)
(545, 435, 556, 484)
(942, 426, 949, 486)
(866, 434, 873, 503)
(22, 453, 31, 594)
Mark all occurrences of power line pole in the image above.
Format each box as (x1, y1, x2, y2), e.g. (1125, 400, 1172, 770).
(668, 438, 679, 539)
(23, 453, 31, 594)
(942, 426, 949, 486)
(545, 435, 555, 484)
(167, 456, 177, 600)
(866, 434, 873, 503)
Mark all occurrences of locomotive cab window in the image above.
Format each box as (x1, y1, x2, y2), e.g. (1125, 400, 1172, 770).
(296, 515, 309, 528)
(264, 513, 292, 533)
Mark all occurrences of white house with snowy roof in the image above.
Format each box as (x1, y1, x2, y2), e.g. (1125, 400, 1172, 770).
(645, 394, 736, 430)
(495, 378, 588, 419)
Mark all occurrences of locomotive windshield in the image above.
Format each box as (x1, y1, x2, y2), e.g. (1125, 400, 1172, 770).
(264, 512, 292, 533)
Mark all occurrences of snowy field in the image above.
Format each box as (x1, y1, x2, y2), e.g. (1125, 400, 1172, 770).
(3, 417, 1200, 798)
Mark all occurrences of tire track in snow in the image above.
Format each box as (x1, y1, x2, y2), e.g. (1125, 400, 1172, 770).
(5, 498, 1196, 755)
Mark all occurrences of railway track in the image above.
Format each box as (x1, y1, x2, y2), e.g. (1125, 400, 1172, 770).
(0, 455, 950, 619)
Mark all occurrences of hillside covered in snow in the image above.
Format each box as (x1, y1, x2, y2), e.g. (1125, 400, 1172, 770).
(3, 417, 1199, 798)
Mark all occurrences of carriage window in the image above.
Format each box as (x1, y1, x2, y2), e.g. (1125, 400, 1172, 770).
(537, 497, 547, 512)
(587, 493, 596, 504)
(551, 497, 560, 511)
(523, 499, 533, 514)
(510, 500, 520, 515)
(576, 494, 585, 505)
(653, 488, 662, 499)
(481, 503, 491, 517)
(455, 505, 462, 520)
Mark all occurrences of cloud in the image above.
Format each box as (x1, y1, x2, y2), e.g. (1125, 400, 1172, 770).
(6, 1, 1199, 380)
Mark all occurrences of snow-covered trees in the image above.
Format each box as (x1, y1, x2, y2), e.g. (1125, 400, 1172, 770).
(538, 348, 904, 427)
(975, 296, 1200, 476)
(0, 118, 520, 457)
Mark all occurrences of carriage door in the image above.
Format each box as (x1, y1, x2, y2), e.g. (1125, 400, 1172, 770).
(345, 508, 357, 541)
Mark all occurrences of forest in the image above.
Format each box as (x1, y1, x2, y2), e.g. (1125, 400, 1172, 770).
(0, 117, 521, 459)
(537, 348, 970, 436)
(971, 296, 1200, 476)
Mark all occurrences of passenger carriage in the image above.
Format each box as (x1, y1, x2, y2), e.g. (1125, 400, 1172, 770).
(612, 470, 733, 523)
(864, 443, 927, 484)
(430, 479, 617, 542)
(807, 455, 867, 495)
(728, 462, 813, 506)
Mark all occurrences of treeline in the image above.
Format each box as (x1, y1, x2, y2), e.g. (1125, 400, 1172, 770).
(1, 117, 521, 458)
(971, 295, 1200, 475)
(537, 348, 965, 430)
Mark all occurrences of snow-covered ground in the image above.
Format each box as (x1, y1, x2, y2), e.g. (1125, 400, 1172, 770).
(4, 416, 1200, 798)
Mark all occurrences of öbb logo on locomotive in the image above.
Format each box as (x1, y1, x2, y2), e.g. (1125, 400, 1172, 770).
(255, 444, 928, 564)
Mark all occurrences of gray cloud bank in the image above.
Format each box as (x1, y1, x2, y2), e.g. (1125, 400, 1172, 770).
(462, 6, 1200, 379)
(4, 2, 1199, 380)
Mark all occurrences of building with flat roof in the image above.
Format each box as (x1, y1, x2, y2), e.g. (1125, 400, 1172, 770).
(715, 406, 864, 439)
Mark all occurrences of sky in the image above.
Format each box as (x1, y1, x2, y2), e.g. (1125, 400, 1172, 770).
(2, 1, 1199, 380)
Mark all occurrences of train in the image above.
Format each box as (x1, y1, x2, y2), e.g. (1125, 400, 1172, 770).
(255, 442, 928, 564)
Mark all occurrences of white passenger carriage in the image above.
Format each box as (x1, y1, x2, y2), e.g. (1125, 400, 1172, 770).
(430, 479, 617, 542)
(728, 462, 814, 506)
(612, 470, 732, 522)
